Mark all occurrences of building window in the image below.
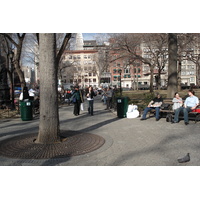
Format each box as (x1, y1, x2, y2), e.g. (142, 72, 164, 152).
(124, 68, 130, 73)
(89, 73, 92, 76)
(181, 71, 186, 75)
(93, 79, 96, 82)
(84, 55, 87, 59)
(190, 71, 195, 75)
(69, 55, 72, 59)
(190, 77, 195, 82)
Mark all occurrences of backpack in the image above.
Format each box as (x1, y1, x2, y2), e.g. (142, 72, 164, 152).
(166, 113, 173, 122)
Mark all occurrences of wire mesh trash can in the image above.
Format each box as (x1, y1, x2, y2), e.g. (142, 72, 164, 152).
(20, 101, 33, 121)
(116, 97, 128, 118)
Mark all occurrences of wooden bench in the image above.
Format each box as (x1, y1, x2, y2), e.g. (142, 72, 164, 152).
(148, 98, 173, 117)
(150, 98, 200, 123)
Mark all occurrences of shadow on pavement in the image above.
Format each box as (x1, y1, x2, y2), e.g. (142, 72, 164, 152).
(109, 129, 195, 166)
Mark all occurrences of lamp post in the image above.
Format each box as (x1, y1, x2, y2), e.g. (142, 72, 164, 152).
(9, 50, 15, 110)
(118, 69, 122, 96)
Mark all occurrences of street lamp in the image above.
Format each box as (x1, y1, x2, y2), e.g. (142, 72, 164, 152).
(9, 50, 15, 110)
(118, 69, 122, 96)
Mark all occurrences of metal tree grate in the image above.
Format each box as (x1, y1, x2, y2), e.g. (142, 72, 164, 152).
(0, 131, 105, 159)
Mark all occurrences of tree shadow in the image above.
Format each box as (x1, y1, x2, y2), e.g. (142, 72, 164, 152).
(109, 129, 195, 166)
(40, 118, 121, 166)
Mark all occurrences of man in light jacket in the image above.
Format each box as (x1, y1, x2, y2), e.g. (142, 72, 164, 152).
(172, 89, 199, 125)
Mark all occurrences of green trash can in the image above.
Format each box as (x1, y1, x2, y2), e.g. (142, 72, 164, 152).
(116, 97, 128, 118)
(20, 101, 33, 121)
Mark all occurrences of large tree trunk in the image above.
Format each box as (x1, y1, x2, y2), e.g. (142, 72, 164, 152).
(167, 33, 178, 98)
(36, 33, 60, 144)
(196, 62, 200, 86)
(157, 69, 161, 90)
(177, 57, 182, 92)
(149, 65, 154, 93)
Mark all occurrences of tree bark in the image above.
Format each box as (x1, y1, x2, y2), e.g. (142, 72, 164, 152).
(177, 57, 182, 91)
(167, 33, 178, 98)
(36, 33, 60, 144)
(1, 33, 26, 88)
(149, 65, 154, 93)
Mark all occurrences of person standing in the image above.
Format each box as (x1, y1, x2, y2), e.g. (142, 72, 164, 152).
(102, 88, 107, 105)
(72, 86, 82, 116)
(19, 86, 30, 101)
(172, 89, 199, 125)
(86, 86, 96, 116)
(105, 87, 113, 110)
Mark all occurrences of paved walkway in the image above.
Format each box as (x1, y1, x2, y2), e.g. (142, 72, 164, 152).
(1, 96, 200, 166)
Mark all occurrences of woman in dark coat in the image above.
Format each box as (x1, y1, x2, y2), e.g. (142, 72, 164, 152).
(72, 86, 83, 116)
(86, 86, 96, 116)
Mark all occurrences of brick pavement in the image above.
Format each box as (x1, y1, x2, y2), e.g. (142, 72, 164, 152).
(0, 96, 200, 166)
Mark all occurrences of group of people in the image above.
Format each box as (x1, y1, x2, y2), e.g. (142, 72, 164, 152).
(140, 89, 199, 125)
(71, 85, 200, 125)
(71, 86, 96, 116)
(71, 86, 115, 117)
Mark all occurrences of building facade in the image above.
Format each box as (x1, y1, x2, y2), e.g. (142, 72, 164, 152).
(62, 50, 99, 88)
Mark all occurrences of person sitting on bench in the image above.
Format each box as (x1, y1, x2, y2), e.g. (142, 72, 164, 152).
(140, 93, 163, 121)
(172, 89, 199, 125)
(172, 92, 183, 111)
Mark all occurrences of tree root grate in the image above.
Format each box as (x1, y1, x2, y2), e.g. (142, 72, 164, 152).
(0, 130, 105, 159)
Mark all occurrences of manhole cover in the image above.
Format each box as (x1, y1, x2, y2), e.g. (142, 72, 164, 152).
(0, 130, 105, 159)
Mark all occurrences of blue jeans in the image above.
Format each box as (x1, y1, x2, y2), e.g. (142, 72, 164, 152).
(174, 107, 192, 123)
(88, 100, 94, 115)
(142, 107, 160, 119)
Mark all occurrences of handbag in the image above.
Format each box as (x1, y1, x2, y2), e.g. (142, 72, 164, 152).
(70, 93, 76, 103)
(161, 103, 170, 110)
(80, 103, 84, 111)
(73, 97, 77, 103)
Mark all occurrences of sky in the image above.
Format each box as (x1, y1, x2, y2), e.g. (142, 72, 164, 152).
(82, 33, 97, 40)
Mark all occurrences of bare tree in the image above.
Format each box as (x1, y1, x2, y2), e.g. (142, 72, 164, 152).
(141, 33, 168, 90)
(176, 33, 195, 91)
(109, 33, 156, 92)
(93, 48, 110, 85)
(183, 33, 200, 87)
(58, 59, 76, 91)
(0, 35, 15, 108)
(0, 33, 26, 88)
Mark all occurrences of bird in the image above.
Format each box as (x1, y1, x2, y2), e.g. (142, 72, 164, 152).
(177, 153, 190, 163)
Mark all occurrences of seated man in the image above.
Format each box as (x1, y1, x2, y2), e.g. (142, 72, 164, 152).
(140, 93, 163, 121)
(172, 89, 199, 125)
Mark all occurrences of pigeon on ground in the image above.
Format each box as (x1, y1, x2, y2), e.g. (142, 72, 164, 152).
(177, 153, 190, 163)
